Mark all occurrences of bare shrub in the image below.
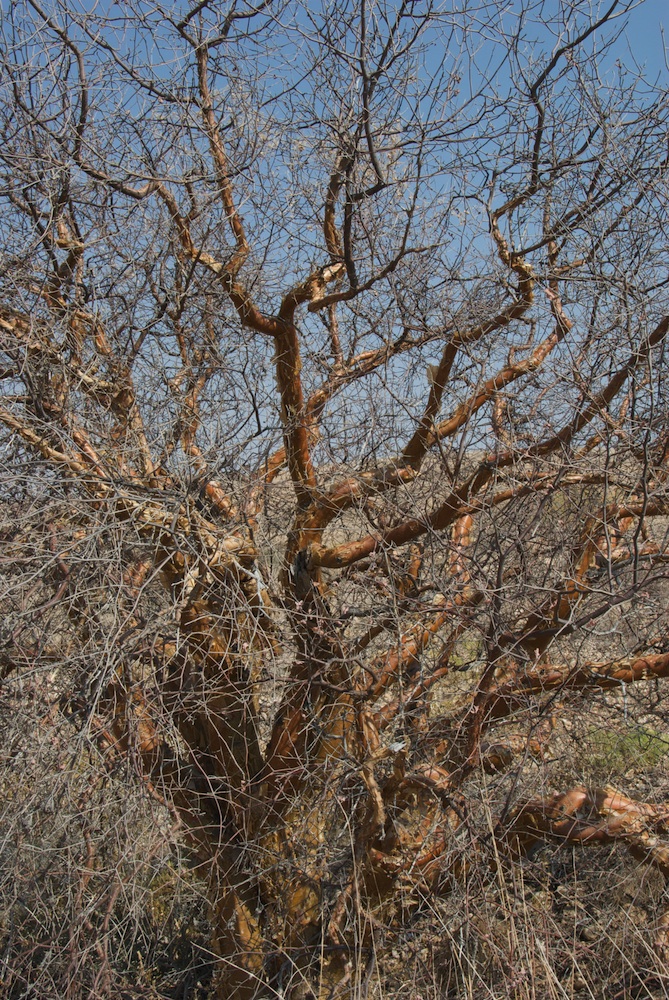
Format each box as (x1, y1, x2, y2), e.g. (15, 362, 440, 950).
(1, 2, 669, 997)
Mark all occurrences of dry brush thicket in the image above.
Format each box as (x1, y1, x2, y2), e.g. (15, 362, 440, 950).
(2, 1, 669, 997)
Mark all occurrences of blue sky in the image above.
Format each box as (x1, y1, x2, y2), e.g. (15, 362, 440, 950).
(623, 0, 667, 80)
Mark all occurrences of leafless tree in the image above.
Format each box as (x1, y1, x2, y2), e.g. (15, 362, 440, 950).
(2, 1, 669, 996)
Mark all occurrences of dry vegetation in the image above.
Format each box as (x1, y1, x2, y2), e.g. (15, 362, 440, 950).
(2, 1, 669, 997)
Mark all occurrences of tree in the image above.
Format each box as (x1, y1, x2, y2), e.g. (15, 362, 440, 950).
(2, 0, 669, 996)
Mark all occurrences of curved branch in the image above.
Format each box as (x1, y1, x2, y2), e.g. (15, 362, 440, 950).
(501, 784, 669, 881)
(194, 42, 249, 279)
(485, 651, 669, 726)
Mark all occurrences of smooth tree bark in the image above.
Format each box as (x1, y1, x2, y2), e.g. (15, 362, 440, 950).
(1, 1, 669, 996)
